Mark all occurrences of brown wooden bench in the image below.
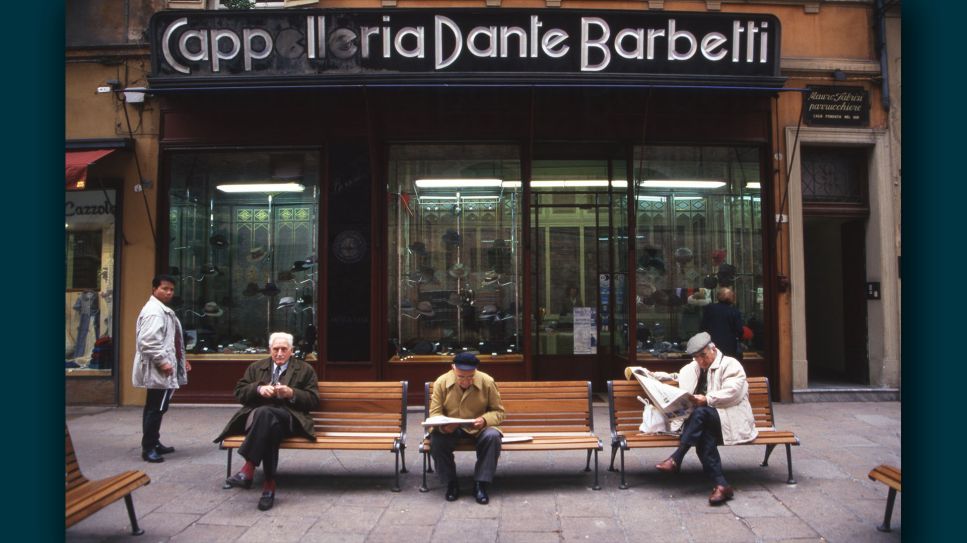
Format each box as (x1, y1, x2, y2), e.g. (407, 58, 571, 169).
(607, 376, 800, 488)
(868, 464, 901, 532)
(66, 424, 151, 535)
(218, 381, 408, 491)
(418, 380, 603, 491)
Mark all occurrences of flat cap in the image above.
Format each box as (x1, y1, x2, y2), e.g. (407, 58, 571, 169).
(453, 352, 480, 370)
(685, 331, 712, 356)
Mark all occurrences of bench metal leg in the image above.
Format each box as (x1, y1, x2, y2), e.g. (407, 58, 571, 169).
(123, 494, 145, 536)
(392, 450, 401, 492)
(618, 448, 628, 489)
(592, 449, 601, 490)
(761, 444, 776, 467)
(400, 446, 408, 474)
(226, 448, 233, 480)
(419, 452, 430, 492)
(784, 444, 796, 484)
(876, 488, 897, 532)
(608, 446, 619, 472)
(584, 450, 592, 472)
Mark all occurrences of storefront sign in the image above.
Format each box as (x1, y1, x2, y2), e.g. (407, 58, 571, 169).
(803, 86, 869, 126)
(66, 190, 116, 226)
(149, 9, 781, 88)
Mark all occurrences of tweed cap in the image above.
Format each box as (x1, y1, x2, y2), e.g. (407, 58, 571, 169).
(685, 331, 713, 356)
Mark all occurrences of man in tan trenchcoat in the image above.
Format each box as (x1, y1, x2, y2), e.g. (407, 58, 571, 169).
(655, 331, 758, 505)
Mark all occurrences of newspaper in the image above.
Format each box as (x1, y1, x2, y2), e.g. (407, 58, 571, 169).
(625, 366, 693, 420)
(421, 415, 477, 427)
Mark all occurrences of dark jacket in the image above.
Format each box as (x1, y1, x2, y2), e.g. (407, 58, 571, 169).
(213, 357, 320, 443)
(701, 302, 744, 358)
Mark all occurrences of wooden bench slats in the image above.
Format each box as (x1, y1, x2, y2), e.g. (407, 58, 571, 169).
(219, 381, 409, 492)
(608, 376, 800, 488)
(869, 464, 901, 491)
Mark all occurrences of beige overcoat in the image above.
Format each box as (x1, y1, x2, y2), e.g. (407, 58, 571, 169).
(676, 350, 758, 445)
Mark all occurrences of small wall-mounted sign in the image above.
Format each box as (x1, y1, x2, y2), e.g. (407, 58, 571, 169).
(866, 281, 881, 300)
(803, 85, 869, 127)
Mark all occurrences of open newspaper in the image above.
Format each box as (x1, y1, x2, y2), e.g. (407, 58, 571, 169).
(624, 366, 693, 420)
(421, 415, 477, 427)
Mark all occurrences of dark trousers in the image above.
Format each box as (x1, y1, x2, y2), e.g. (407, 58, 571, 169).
(671, 406, 728, 487)
(142, 388, 174, 452)
(430, 427, 501, 484)
(238, 406, 294, 480)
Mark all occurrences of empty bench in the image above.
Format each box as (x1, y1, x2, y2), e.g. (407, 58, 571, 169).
(419, 380, 603, 491)
(66, 424, 151, 535)
(607, 376, 800, 488)
(219, 381, 409, 491)
(868, 464, 901, 532)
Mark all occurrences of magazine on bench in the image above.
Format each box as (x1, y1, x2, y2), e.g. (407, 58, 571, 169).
(625, 366, 693, 420)
(421, 415, 477, 427)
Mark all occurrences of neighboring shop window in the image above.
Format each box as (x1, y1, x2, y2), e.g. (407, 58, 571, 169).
(633, 145, 765, 360)
(387, 144, 522, 360)
(65, 190, 118, 375)
(167, 150, 319, 358)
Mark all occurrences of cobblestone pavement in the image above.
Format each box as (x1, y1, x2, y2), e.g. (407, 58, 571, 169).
(66, 400, 900, 542)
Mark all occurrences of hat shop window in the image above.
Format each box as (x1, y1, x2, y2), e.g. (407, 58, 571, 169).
(167, 151, 319, 358)
(387, 144, 522, 361)
(633, 145, 765, 360)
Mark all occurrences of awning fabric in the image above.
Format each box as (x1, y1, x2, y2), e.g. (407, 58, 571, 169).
(66, 149, 117, 186)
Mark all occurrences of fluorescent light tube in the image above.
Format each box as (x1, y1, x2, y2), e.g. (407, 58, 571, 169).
(216, 182, 305, 193)
(640, 180, 726, 189)
(414, 178, 502, 188)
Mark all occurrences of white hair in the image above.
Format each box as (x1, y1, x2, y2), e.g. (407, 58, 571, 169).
(268, 332, 294, 349)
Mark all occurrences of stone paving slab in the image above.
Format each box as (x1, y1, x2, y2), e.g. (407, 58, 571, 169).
(66, 401, 900, 541)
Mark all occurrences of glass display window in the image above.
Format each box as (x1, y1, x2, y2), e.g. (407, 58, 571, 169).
(387, 144, 522, 361)
(167, 150, 320, 358)
(65, 189, 118, 375)
(633, 145, 765, 361)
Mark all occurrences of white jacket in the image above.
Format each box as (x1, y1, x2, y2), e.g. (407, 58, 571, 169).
(132, 295, 188, 389)
(674, 350, 758, 445)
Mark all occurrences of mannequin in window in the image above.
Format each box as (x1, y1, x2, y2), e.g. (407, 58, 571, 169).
(72, 290, 99, 359)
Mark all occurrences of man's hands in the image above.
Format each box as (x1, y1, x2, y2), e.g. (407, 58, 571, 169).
(160, 362, 174, 376)
(689, 394, 708, 407)
(258, 384, 296, 399)
(472, 417, 485, 430)
(439, 417, 485, 434)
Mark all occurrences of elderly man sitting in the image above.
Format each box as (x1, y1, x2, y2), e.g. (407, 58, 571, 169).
(655, 331, 758, 505)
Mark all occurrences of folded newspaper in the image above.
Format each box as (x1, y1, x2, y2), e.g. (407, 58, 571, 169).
(624, 366, 693, 420)
(421, 415, 477, 427)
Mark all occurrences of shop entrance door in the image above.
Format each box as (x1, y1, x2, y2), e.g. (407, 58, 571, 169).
(529, 154, 628, 390)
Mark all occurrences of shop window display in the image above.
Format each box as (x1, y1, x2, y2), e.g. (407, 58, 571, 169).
(633, 145, 765, 361)
(167, 151, 319, 358)
(387, 144, 522, 361)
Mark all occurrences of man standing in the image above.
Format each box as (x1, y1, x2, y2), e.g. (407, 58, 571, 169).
(215, 332, 319, 511)
(428, 352, 505, 505)
(700, 287, 744, 358)
(132, 274, 191, 463)
(655, 331, 758, 505)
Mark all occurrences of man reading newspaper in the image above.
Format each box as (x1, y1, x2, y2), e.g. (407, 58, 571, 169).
(653, 331, 758, 506)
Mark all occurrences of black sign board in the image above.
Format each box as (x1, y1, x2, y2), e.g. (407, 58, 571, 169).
(803, 85, 869, 126)
(148, 8, 782, 89)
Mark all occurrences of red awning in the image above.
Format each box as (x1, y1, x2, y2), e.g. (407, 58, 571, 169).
(66, 149, 117, 187)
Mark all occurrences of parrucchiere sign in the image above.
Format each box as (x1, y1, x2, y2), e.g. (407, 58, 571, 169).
(148, 9, 782, 88)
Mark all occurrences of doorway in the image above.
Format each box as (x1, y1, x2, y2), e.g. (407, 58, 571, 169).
(529, 153, 628, 389)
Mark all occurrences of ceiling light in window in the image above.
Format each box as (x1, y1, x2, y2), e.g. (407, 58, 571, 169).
(640, 180, 726, 189)
(414, 178, 502, 188)
(530, 180, 628, 188)
(746, 182, 761, 189)
(216, 182, 305, 193)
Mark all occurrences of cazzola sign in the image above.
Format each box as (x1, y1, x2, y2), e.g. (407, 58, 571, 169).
(149, 9, 780, 87)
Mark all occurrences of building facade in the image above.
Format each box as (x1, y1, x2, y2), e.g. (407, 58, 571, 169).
(65, 0, 900, 407)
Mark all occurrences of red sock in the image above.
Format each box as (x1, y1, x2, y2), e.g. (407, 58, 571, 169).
(262, 479, 276, 493)
(241, 461, 255, 479)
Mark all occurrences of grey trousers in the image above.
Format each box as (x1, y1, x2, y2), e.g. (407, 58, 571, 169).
(430, 427, 501, 484)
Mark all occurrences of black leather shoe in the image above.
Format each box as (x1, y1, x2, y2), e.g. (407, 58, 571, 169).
(141, 449, 164, 463)
(155, 443, 175, 455)
(224, 472, 253, 490)
(257, 491, 275, 511)
(473, 481, 489, 505)
(445, 481, 459, 502)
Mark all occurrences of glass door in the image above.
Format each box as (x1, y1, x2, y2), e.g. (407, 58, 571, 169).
(529, 155, 628, 388)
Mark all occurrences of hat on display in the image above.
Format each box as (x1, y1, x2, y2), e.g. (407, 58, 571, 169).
(247, 247, 268, 263)
(479, 304, 498, 319)
(277, 270, 294, 281)
(416, 301, 435, 317)
(242, 282, 260, 297)
(674, 247, 694, 265)
(276, 296, 296, 309)
(447, 292, 462, 306)
(717, 263, 737, 286)
(261, 282, 281, 296)
(401, 299, 416, 313)
(711, 249, 727, 266)
(482, 270, 498, 285)
(442, 229, 461, 247)
(209, 234, 229, 248)
(409, 241, 427, 256)
(702, 274, 719, 290)
(203, 301, 224, 317)
(685, 331, 713, 356)
(412, 340, 436, 355)
(453, 352, 480, 371)
(448, 262, 469, 279)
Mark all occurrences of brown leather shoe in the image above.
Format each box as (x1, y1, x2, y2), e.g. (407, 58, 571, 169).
(655, 457, 680, 474)
(708, 485, 734, 505)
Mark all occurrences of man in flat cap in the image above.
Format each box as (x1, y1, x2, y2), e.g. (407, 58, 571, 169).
(654, 331, 758, 505)
(428, 352, 505, 504)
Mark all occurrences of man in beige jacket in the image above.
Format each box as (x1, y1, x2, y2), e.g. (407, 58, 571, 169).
(655, 331, 758, 505)
(428, 352, 505, 505)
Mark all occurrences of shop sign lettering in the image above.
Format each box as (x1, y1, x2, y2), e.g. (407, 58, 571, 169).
(804, 85, 869, 126)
